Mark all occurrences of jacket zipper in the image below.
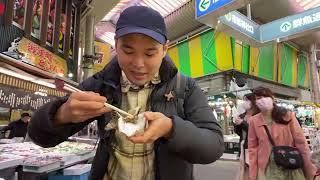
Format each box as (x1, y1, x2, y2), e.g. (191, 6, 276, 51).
(149, 84, 162, 180)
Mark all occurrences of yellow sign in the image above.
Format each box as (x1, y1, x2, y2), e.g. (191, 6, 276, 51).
(17, 38, 67, 76)
(92, 41, 111, 74)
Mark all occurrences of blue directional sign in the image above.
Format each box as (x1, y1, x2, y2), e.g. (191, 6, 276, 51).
(196, 0, 234, 18)
(195, 3, 320, 46)
(218, 11, 260, 40)
(260, 6, 320, 42)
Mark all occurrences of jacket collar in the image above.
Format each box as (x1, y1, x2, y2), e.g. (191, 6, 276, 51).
(255, 114, 267, 127)
(255, 112, 292, 127)
(94, 55, 178, 89)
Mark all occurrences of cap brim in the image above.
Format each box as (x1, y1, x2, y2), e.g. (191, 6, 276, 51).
(115, 26, 166, 44)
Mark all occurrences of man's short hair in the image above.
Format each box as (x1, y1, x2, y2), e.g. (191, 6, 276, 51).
(21, 113, 31, 118)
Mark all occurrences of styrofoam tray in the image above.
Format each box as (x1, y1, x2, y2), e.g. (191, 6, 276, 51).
(64, 164, 92, 175)
(0, 154, 24, 169)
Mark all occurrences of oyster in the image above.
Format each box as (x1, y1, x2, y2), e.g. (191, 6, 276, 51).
(123, 107, 141, 123)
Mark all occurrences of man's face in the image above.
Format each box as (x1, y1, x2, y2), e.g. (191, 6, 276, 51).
(116, 34, 168, 86)
(22, 116, 30, 123)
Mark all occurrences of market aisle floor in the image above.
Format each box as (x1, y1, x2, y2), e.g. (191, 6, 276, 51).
(194, 160, 239, 180)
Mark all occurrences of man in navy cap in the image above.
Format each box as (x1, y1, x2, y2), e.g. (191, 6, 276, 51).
(28, 6, 223, 180)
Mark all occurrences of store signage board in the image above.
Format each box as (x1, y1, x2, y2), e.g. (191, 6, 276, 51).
(0, 85, 54, 111)
(16, 38, 67, 76)
(196, 4, 320, 46)
(92, 41, 111, 74)
(218, 11, 260, 40)
(260, 6, 320, 42)
(195, 0, 235, 18)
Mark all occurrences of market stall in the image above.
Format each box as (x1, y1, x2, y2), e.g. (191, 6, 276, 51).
(0, 141, 96, 180)
(208, 94, 241, 160)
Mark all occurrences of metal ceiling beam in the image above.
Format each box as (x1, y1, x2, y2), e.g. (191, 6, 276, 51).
(53, 0, 62, 53)
(24, 0, 34, 38)
(4, 0, 14, 26)
(40, 0, 50, 46)
(63, 0, 72, 59)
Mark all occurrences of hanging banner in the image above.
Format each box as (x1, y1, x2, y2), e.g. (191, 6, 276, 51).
(16, 38, 67, 76)
(218, 10, 261, 46)
(195, 0, 235, 18)
(260, 6, 320, 42)
(198, 6, 320, 46)
(92, 41, 111, 74)
(0, 85, 55, 111)
(195, 0, 254, 30)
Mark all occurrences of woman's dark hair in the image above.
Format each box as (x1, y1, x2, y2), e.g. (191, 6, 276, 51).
(253, 87, 290, 125)
(243, 93, 255, 102)
(243, 93, 260, 115)
(238, 93, 260, 119)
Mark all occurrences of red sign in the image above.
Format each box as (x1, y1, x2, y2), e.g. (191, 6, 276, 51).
(0, 3, 4, 16)
(17, 38, 67, 76)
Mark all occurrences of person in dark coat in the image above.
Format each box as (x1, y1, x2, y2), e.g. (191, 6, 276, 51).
(28, 6, 224, 180)
(234, 93, 259, 180)
(3, 112, 30, 139)
(234, 93, 259, 150)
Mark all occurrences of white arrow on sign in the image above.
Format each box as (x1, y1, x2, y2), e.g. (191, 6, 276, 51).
(280, 21, 292, 32)
(199, 0, 211, 12)
(225, 12, 232, 21)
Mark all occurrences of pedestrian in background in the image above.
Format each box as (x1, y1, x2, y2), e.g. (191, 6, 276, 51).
(234, 93, 260, 180)
(248, 87, 316, 180)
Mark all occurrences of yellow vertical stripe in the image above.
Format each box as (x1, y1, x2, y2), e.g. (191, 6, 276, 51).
(167, 46, 180, 70)
(234, 40, 242, 71)
(274, 45, 278, 81)
(188, 37, 204, 77)
(215, 32, 233, 71)
(292, 50, 298, 87)
(250, 47, 259, 76)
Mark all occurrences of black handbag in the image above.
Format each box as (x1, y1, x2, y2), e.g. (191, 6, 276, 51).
(263, 125, 304, 169)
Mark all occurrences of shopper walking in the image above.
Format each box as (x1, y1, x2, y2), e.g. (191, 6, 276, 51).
(28, 6, 224, 180)
(248, 87, 316, 180)
(234, 93, 260, 180)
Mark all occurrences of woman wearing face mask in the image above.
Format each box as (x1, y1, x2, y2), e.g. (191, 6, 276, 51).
(248, 87, 316, 180)
(234, 93, 260, 180)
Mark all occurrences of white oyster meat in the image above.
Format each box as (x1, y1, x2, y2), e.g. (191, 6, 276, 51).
(118, 113, 146, 137)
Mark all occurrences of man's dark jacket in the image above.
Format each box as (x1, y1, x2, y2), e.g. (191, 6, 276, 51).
(3, 119, 28, 138)
(28, 56, 224, 180)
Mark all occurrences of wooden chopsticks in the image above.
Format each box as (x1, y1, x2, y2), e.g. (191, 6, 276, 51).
(62, 83, 134, 119)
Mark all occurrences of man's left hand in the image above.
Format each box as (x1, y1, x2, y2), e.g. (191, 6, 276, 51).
(129, 112, 173, 144)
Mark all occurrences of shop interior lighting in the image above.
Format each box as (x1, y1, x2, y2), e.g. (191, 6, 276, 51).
(296, 0, 320, 10)
(0, 67, 55, 89)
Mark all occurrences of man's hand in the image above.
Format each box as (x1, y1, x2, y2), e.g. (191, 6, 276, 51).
(54, 92, 111, 126)
(129, 112, 173, 144)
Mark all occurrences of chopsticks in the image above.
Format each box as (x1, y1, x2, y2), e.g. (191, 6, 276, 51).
(55, 79, 133, 118)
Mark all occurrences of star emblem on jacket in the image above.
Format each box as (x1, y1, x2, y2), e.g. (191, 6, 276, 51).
(164, 91, 175, 102)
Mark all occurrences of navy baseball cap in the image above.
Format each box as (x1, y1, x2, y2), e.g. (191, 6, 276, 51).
(115, 6, 167, 44)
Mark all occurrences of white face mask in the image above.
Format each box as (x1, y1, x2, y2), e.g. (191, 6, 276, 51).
(256, 97, 274, 111)
(242, 101, 252, 111)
